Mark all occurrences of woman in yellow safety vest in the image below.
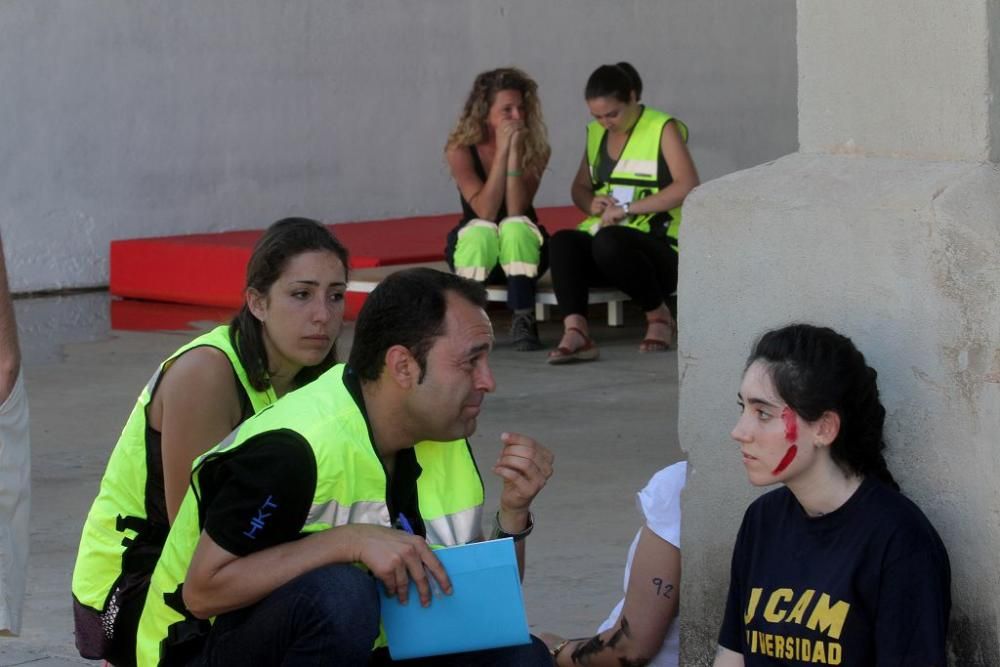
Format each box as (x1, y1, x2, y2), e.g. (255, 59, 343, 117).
(71, 218, 349, 666)
(548, 62, 699, 364)
(445, 67, 552, 351)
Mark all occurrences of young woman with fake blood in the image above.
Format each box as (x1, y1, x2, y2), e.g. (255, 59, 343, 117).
(714, 324, 951, 667)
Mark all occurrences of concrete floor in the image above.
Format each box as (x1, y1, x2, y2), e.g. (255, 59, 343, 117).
(1, 294, 682, 666)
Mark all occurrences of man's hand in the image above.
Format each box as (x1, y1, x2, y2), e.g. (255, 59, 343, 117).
(493, 432, 554, 531)
(347, 524, 452, 607)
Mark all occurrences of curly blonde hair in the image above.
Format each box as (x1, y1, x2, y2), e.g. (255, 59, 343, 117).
(445, 67, 550, 177)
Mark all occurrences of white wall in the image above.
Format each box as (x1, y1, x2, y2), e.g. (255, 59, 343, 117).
(799, 0, 995, 160)
(679, 155, 1000, 664)
(0, 0, 797, 292)
(678, 0, 1000, 661)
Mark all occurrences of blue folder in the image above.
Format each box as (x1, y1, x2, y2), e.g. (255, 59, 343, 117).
(378, 537, 531, 659)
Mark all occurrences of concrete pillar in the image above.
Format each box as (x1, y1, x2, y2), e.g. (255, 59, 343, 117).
(678, 1, 1000, 664)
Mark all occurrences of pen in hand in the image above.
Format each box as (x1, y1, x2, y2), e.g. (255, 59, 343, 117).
(396, 513, 445, 600)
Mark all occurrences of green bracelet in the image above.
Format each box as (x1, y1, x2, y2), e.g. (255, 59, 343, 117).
(506, 169, 523, 177)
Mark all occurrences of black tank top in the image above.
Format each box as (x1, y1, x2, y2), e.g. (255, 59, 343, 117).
(458, 146, 537, 225)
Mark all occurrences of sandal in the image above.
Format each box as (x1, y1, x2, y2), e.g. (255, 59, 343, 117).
(547, 326, 599, 365)
(639, 317, 677, 353)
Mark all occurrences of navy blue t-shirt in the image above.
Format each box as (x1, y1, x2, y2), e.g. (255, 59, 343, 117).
(718, 477, 950, 666)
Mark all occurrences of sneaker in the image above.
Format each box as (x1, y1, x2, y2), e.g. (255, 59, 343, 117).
(511, 312, 543, 351)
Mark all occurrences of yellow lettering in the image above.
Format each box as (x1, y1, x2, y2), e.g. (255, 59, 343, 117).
(806, 593, 850, 640)
(786, 588, 815, 625)
(763, 588, 794, 623)
(813, 641, 827, 663)
(744, 587, 763, 624)
(744, 631, 844, 665)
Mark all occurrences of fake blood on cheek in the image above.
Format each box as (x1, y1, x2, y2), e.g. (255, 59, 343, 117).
(772, 407, 798, 475)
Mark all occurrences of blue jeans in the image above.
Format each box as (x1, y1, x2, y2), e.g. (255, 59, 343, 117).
(190, 564, 552, 666)
(368, 635, 552, 666)
(191, 564, 379, 666)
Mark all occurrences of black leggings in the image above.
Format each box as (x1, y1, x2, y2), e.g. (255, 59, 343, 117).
(549, 226, 678, 317)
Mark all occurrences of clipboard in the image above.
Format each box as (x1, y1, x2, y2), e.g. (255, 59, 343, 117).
(378, 538, 531, 659)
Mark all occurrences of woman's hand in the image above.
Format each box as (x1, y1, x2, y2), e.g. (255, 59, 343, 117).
(590, 195, 616, 217)
(509, 125, 525, 154)
(508, 126, 526, 171)
(600, 202, 627, 227)
(497, 118, 525, 153)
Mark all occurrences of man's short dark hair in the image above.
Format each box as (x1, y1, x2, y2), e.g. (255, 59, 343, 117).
(348, 268, 488, 382)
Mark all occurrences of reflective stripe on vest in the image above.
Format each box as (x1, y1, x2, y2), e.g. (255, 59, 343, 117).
(71, 326, 276, 617)
(580, 106, 689, 242)
(136, 365, 484, 666)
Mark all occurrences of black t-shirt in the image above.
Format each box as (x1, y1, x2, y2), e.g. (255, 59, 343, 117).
(196, 367, 426, 558)
(718, 477, 951, 666)
(198, 430, 317, 556)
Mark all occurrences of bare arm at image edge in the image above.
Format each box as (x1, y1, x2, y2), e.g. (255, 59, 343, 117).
(0, 234, 21, 401)
(0, 230, 29, 638)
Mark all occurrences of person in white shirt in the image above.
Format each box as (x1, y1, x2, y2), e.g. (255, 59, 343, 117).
(0, 231, 29, 636)
(543, 461, 685, 666)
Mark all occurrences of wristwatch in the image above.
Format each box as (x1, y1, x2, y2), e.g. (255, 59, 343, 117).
(621, 201, 631, 217)
(492, 510, 534, 542)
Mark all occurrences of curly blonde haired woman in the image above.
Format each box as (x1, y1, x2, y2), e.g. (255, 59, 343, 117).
(445, 67, 551, 350)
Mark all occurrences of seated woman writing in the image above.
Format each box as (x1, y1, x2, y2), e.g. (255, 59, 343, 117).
(445, 67, 551, 351)
(548, 62, 698, 364)
(715, 324, 951, 666)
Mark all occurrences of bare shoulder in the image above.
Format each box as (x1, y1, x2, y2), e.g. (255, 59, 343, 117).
(446, 144, 474, 171)
(661, 119, 686, 146)
(159, 344, 240, 399)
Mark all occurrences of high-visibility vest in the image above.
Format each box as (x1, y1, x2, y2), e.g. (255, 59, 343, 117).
(72, 326, 276, 634)
(136, 364, 485, 666)
(579, 106, 689, 244)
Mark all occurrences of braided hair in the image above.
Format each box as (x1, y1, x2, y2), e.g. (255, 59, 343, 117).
(748, 324, 899, 490)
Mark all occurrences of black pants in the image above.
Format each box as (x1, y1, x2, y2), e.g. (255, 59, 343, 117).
(549, 226, 678, 317)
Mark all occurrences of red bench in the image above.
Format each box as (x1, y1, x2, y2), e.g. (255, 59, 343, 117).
(109, 206, 628, 325)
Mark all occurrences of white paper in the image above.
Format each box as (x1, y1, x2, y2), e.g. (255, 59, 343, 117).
(610, 185, 635, 206)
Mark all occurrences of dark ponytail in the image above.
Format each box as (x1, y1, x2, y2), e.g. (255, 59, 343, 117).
(584, 61, 643, 103)
(231, 218, 349, 391)
(748, 324, 899, 490)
